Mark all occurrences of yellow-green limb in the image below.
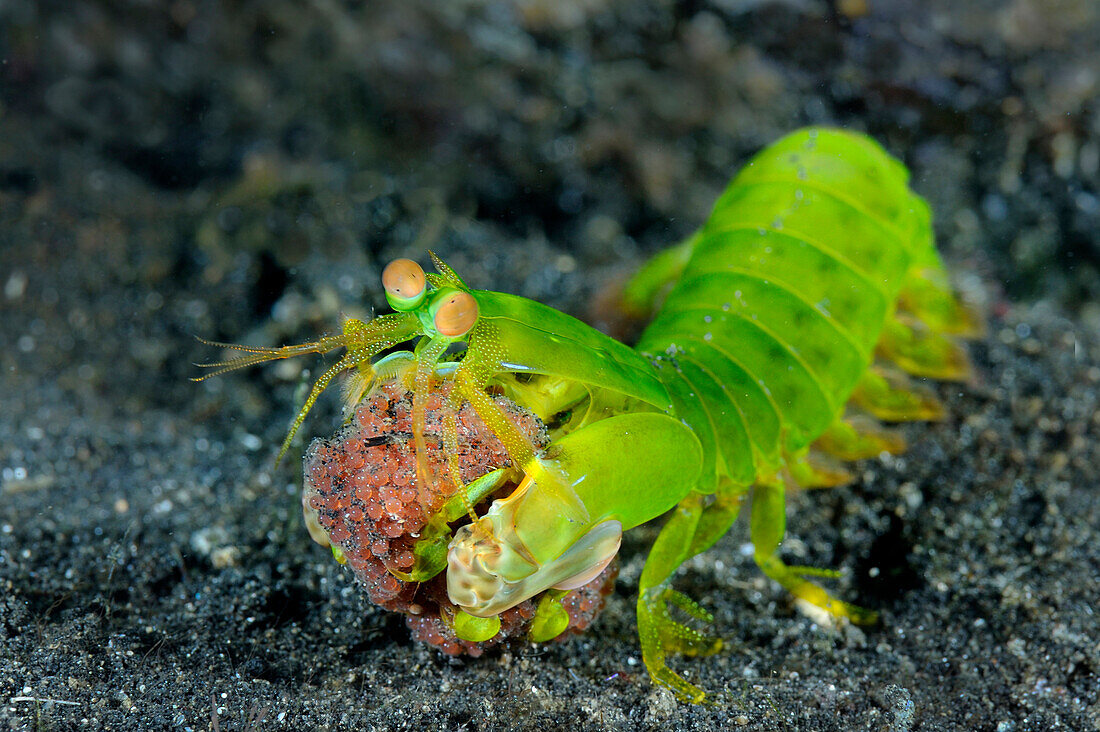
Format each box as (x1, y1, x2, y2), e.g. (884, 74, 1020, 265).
(411, 335, 451, 503)
(442, 386, 480, 524)
(528, 591, 572, 642)
(453, 367, 539, 473)
(876, 317, 972, 382)
(619, 232, 699, 318)
(749, 478, 877, 625)
(850, 366, 946, 422)
(871, 262, 982, 389)
(637, 482, 747, 703)
(814, 416, 906, 461)
(896, 266, 984, 338)
(784, 448, 855, 489)
(275, 347, 373, 464)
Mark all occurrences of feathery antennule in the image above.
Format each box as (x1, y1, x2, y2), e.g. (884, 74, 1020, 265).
(191, 334, 349, 381)
(195, 311, 427, 466)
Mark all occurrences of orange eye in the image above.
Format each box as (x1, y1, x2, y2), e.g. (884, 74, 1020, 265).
(433, 292, 479, 337)
(382, 259, 427, 310)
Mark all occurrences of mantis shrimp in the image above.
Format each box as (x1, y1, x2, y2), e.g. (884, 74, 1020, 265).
(196, 128, 979, 701)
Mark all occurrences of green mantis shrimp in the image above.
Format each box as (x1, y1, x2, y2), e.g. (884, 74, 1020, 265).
(196, 127, 979, 702)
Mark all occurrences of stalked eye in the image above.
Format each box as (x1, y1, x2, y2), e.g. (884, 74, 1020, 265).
(382, 259, 427, 310)
(432, 292, 479, 337)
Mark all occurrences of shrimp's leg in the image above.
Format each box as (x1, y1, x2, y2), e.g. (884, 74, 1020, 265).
(275, 347, 372, 464)
(877, 317, 972, 381)
(749, 479, 877, 625)
(896, 266, 984, 338)
(410, 335, 451, 504)
(785, 448, 854, 489)
(814, 416, 906, 461)
(851, 366, 946, 422)
(452, 367, 540, 472)
(638, 480, 748, 703)
(619, 231, 699, 318)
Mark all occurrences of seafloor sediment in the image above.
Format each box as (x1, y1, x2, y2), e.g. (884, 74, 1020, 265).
(3, 221, 1098, 731)
(2, 1, 1098, 729)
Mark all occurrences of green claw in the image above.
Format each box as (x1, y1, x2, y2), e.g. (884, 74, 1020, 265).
(528, 592, 571, 643)
(441, 468, 510, 522)
(638, 587, 718, 703)
(453, 610, 501, 642)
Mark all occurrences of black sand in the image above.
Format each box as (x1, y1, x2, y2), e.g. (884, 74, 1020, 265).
(2, 2, 1098, 729)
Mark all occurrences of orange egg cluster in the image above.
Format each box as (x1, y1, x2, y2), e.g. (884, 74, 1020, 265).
(303, 378, 618, 654)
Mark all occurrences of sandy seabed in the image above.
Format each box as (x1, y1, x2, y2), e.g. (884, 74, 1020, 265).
(2, 1, 1098, 729)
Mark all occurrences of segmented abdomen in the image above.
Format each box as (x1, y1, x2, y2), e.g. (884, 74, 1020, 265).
(636, 128, 941, 486)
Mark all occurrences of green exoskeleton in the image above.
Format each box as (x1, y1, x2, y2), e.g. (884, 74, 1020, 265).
(197, 128, 979, 701)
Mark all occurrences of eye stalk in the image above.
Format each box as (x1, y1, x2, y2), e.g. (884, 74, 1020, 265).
(432, 291, 479, 337)
(382, 258, 427, 311)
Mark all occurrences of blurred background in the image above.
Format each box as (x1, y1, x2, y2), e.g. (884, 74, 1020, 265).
(1, 1, 1098, 729)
